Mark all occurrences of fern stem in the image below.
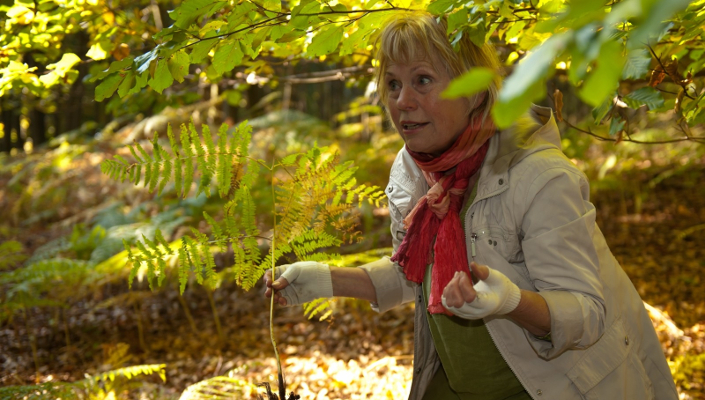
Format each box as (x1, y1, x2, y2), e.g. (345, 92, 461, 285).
(132, 301, 148, 353)
(206, 289, 224, 345)
(62, 307, 72, 354)
(269, 166, 286, 400)
(177, 293, 198, 334)
(23, 306, 40, 384)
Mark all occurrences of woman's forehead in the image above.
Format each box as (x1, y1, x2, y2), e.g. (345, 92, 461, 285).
(385, 57, 445, 75)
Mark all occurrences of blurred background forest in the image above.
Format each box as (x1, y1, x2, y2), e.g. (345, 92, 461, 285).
(2, 0, 705, 398)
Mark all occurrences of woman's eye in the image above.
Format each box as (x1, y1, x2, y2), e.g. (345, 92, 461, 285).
(388, 80, 400, 91)
(418, 76, 432, 85)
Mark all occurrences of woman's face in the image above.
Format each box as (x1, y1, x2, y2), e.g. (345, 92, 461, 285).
(385, 56, 471, 157)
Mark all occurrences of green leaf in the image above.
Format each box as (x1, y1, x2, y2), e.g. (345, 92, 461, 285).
(117, 70, 135, 98)
(88, 57, 134, 82)
(609, 117, 625, 136)
(127, 72, 149, 96)
(427, 0, 456, 15)
(190, 35, 218, 64)
(578, 41, 624, 107)
(500, 33, 569, 103)
(95, 73, 125, 102)
(148, 59, 174, 94)
(622, 87, 664, 110)
(263, 0, 281, 12)
(270, 24, 294, 41)
(135, 48, 160, 75)
(225, 90, 242, 106)
(169, 0, 225, 29)
(592, 95, 614, 125)
(46, 53, 81, 76)
(307, 25, 343, 57)
(628, 0, 691, 46)
(442, 68, 496, 99)
(168, 50, 189, 83)
(492, 79, 546, 129)
(622, 49, 651, 80)
(212, 39, 243, 75)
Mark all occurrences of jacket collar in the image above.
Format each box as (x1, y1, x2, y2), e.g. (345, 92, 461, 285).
(475, 105, 560, 202)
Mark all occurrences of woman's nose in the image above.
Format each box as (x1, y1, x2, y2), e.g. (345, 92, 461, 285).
(396, 85, 417, 110)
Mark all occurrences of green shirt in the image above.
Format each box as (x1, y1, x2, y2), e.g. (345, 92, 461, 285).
(421, 184, 530, 400)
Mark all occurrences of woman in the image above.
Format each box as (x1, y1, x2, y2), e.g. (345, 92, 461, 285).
(264, 12, 677, 400)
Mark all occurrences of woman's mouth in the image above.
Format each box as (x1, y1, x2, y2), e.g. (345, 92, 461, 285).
(402, 122, 428, 131)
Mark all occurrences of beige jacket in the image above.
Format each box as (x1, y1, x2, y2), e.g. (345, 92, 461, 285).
(360, 107, 678, 400)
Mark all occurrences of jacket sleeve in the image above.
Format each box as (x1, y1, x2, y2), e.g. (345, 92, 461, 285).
(518, 163, 606, 359)
(359, 256, 416, 313)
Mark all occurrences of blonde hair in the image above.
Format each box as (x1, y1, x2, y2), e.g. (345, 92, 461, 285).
(375, 11, 502, 122)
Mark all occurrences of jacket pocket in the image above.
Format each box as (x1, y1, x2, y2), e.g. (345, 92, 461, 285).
(386, 182, 412, 246)
(566, 317, 654, 400)
(477, 224, 522, 264)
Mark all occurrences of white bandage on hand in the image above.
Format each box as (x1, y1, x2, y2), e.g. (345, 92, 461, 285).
(274, 261, 333, 306)
(442, 267, 521, 319)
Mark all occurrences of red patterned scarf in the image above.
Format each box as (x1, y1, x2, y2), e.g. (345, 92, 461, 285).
(391, 115, 495, 315)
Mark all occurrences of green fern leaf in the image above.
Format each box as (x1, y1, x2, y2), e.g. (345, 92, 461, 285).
(158, 157, 172, 195)
(135, 140, 151, 163)
(177, 242, 190, 294)
(217, 124, 231, 198)
(148, 161, 160, 193)
(151, 133, 161, 163)
(125, 240, 139, 289)
(190, 123, 211, 197)
(202, 124, 216, 159)
(303, 298, 332, 320)
(180, 123, 195, 198)
(184, 235, 203, 285)
(129, 144, 142, 163)
(203, 243, 217, 289)
(174, 156, 183, 198)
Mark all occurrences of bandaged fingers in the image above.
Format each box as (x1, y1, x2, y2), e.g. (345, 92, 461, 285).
(442, 262, 521, 319)
(264, 261, 333, 306)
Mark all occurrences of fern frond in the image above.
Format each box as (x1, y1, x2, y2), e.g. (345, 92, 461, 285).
(290, 229, 341, 260)
(177, 241, 190, 294)
(184, 235, 203, 285)
(180, 375, 255, 400)
(191, 123, 211, 197)
(134, 238, 157, 290)
(203, 212, 227, 253)
(180, 123, 195, 198)
(128, 143, 142, 163)
(202, 124, 216, 159)
(134, 140, 151, 165)
(158, 156, 172, 195)
(90, 364, 166, 383)
(217, 124, 232, 198)
(303, 298, 333, 321)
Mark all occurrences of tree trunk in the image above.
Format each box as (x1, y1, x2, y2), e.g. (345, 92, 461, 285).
(1, 106, 13, 153)
(29, 108, 47, 148)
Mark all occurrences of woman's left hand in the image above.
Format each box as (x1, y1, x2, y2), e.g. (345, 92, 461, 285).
(442, 262, 522, 319)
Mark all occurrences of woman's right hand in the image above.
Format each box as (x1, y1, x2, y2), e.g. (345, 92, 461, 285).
(263, 261, 334, 306)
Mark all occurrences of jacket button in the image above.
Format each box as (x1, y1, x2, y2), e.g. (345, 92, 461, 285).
(418, 295, 422, 303)
(625, 335, 629, 345)
(488, 239, 492, 245)
(536, 389, 542, 396)
(387, 186, 394, 193)
(498, 178, 504, 185)
(416, 367, 422, 374)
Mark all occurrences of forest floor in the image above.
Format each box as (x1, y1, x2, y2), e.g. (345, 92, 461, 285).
(2, 162, 705, 399)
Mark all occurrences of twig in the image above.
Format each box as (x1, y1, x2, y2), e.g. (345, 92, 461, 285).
(561, 119, 705, 144)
